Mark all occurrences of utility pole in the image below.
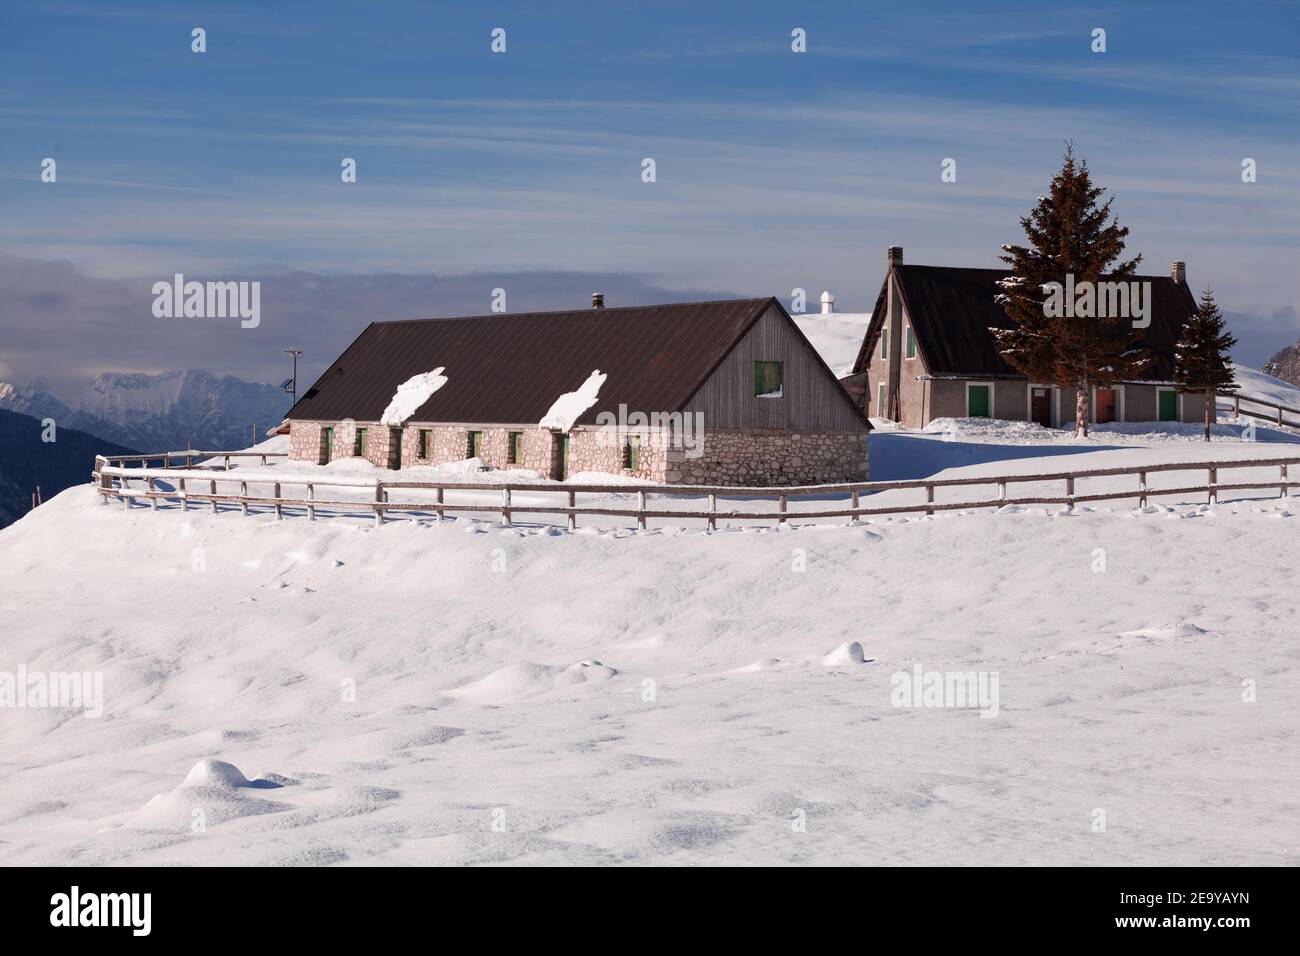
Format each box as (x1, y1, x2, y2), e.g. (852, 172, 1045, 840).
(282, 349, 303, 406)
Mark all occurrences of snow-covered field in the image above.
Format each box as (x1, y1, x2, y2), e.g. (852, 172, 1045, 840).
(3, 418, 1299, 865)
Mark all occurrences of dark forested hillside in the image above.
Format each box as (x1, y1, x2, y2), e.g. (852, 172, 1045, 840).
(0, 408, 137, 528)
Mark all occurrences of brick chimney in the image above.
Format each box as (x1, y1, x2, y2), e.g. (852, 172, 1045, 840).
(887, 246, 904, 269)
(591, 292, 605, 309)
(1171, 261, 1186, 285)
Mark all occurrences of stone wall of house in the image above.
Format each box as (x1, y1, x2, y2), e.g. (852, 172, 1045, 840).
(292, 419, 868, 485)
(403, 424, 556, 474)
(288, 421, 326, 464)
(670, 429, 869, 486)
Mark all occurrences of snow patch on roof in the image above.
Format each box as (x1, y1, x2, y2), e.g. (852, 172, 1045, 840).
(381, 369, 448, 426)
(539, 369, 606, 431)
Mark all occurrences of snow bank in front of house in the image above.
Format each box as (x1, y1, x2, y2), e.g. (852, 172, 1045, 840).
(923, 416, 1272, 445)
(380, 368, 448, 426)
(7, 437, 1300, 865)
(539, 370, 606, 431)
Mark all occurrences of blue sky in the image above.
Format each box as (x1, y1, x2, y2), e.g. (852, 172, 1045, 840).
(1, 0, 1298, 395)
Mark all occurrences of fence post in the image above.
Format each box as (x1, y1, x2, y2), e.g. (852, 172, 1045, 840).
(179, 476, 187, 512)
(1282, 464, 1289, 499)
(1139, 471, 1147, 507)
(708, 493, 716, 531)
(997, 481, 1006, 502)
(1278, 407, 1283, 425)
(778, 495, 788, 526)
(502, 487, 511, 525)
(375, 485, 384, 527)
(925, 484, 934, 516)
(1065, 477, 1075, 509)
(637, 491, 646, 530)
(1209, 467, 1217, 504)
(850, 489, 859, 526)
(274, 481, 282, 519)
(435, 486, 443, 522)
(567, 490, 576, 531)
(148, 477, 158, 510)
(1233, 394, 1240, 418)
(210, 478, 218, 514)
(240, 481, 249, 516)
(307, 483, 316, 521)
(224, 455, 230, 470)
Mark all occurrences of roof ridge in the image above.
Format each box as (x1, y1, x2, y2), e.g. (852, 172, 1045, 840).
(372, 296, 775, 327)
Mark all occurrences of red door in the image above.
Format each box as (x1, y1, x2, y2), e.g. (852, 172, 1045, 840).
(1095, 389, 1117, 424)
(1031, 387, 1051, 427)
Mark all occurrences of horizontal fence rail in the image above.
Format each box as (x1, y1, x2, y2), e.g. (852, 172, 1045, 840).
(1221, 389, 1300, 428)
(92, 450, 1300, 530)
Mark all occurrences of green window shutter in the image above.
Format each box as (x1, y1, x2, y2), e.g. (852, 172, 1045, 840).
(623, 435, 640, 470)
(468, 431, 482, 458)
(880, 328, 889, 360)
(905, 327, 916, 359)
(508, 431, 522, 464)
(1158, 390, 1178, 422)
(968, 385, 991, 417)
(877, 383, 886, 415)
(355, 427, 367, 456)
(754, 361, 783, 396)
(324, 427, 334, 462)
(418, 429, 430, 458)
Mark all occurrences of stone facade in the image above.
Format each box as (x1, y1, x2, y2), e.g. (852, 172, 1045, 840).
(670, 429, 868, 485)
(288, 419, 868, 486)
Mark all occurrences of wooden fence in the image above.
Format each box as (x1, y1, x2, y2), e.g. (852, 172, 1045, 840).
(93, 451, 1300, 530)
(1222, 390, 1300, 428)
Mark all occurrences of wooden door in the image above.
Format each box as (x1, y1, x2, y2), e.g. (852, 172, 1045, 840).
(1031, 387, 1051, 427)
(1095, 389, 1117, 424)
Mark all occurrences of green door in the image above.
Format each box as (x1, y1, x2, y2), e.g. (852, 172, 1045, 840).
(561, 435, 570, 479)
(1158, 390, 1178, 422)
(324, 426, 334, 462)
(968, 385, 991, 417)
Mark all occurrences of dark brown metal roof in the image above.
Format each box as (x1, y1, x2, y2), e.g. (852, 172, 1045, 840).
(853, 265, 1198, 379)
(287, 298, 779, 425)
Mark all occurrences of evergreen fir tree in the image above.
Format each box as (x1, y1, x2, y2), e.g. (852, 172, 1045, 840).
(1174, 288, 1238, 441)
(994, 144, 1149, 437)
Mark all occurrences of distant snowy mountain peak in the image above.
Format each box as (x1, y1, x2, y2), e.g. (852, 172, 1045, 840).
(3, 368, 290, 453)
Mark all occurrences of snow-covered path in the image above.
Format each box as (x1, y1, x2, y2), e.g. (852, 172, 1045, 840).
(1, 476, 1296, 865)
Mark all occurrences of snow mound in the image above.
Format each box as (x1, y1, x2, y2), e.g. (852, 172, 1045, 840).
(539, 370, 606, 431)
(183, 758, 253, 788)
(450, 660, 617, 703)
(122, 759, 289, 831)
(1118, 623, 1210, 640)
(821, 641, 867, 666)
(728, 657, 796, 673)
(381, 369, 448, 426)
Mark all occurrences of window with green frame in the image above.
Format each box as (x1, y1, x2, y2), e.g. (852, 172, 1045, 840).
(507, 431, 523, 464)
(905, 326, 916, 359)
(622, 434, 640, 470)
(880, 327, 889, 360)
(354, 427, 367, 457)
(467, 430, 483, 459)
(877, 383, 887, 416)
(418, 429, 432, 459)
(754, 360, 783, 397)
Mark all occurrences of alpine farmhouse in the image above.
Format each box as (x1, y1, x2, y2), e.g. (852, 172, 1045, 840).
(840, 247, 1211, 428)
(285, 296, 872, 486)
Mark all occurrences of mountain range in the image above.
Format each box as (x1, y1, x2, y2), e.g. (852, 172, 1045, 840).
(0, 369, 291, 453)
